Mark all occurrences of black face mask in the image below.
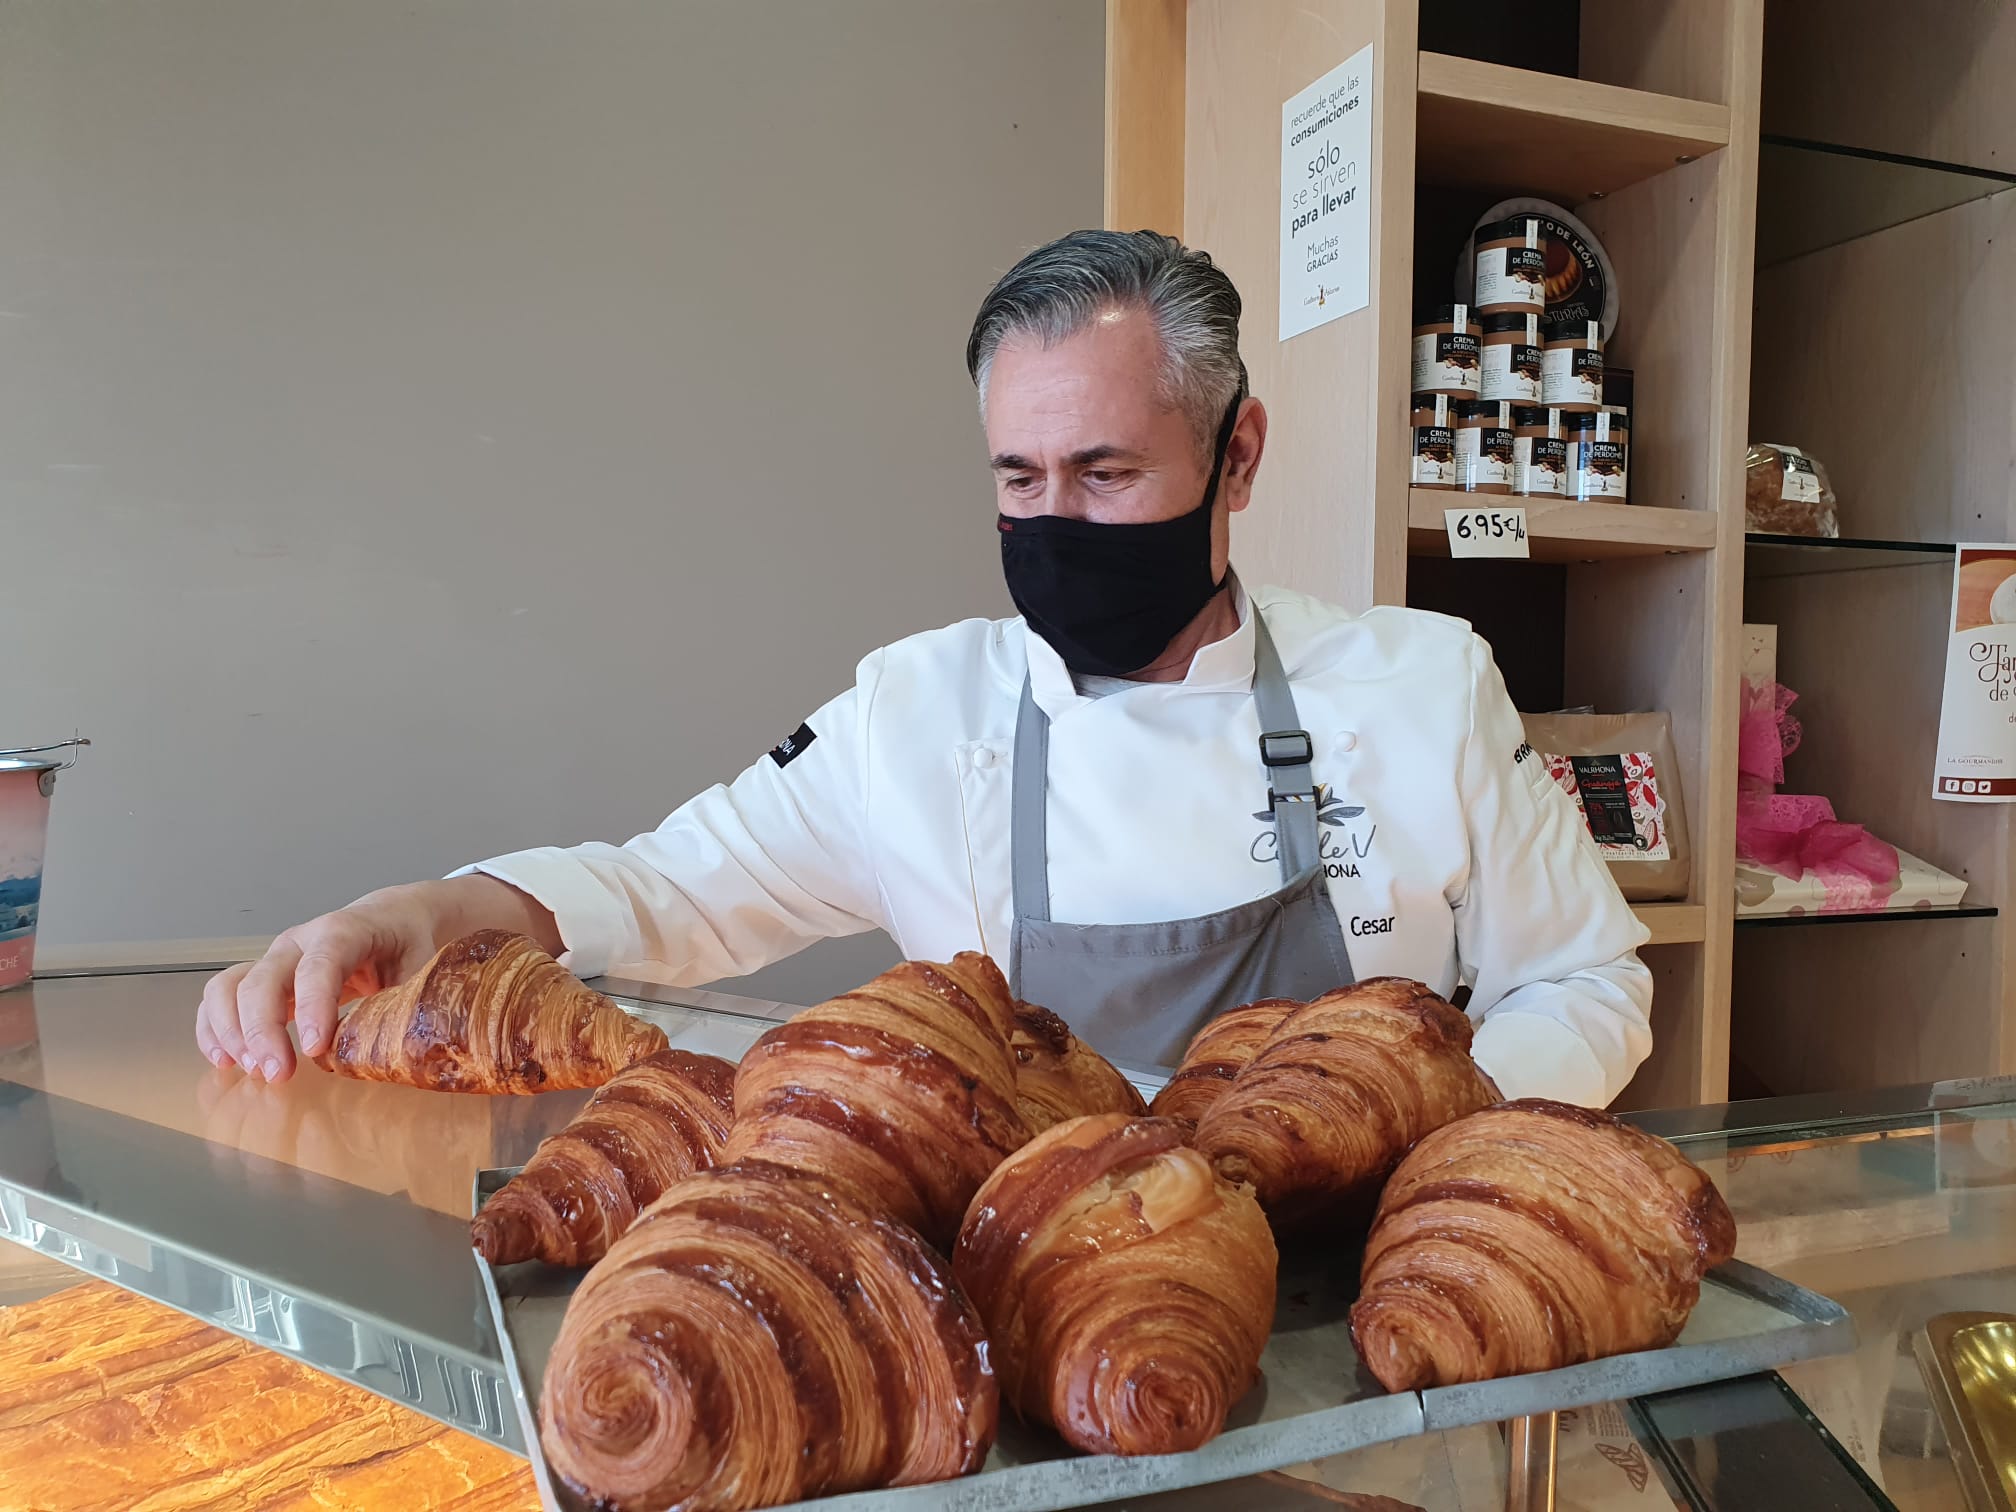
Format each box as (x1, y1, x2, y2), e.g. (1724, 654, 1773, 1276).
(998, 397, 1242, 679)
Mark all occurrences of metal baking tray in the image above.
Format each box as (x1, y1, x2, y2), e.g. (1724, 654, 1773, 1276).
(474, 1168, 1855, 1512)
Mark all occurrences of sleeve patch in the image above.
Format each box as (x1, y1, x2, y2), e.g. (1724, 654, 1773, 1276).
(768, 722, 817, 768)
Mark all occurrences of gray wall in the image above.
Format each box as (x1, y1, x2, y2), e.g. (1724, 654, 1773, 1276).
(0, 0, 1102, 1002)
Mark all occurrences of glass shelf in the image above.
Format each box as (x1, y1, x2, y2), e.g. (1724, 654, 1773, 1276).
(1756, 136, 2016, 266)
(1745, 532, 1956, 579)
(1735, 904, 1997, 931)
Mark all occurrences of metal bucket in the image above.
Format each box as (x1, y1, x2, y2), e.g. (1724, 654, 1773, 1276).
(0, 740, 88, 991)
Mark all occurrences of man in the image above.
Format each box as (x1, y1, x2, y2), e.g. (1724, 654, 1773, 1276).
(197, 231, 1651, 1103)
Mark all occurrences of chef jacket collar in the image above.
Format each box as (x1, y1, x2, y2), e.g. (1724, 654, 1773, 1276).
(1023, 571, 1256, 718)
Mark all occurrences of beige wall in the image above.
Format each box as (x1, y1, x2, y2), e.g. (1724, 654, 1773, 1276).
(0, 0, 1102, 1002)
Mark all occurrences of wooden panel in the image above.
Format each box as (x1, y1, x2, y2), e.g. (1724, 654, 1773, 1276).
(1568, 0, 1766, 1104)
(1750, 193, 2014, 545)
(1637, 902, 1708, 947)
(1734, 917, 2003, 1093)
(1407, 492, 1719, 561)
(1759, 0, 2014, 171)
(1187, 0, 1414, 612)
(1580, 0, 1736, 106)
(1104, 0, 1186, 235)
(1416, 53, 1730, 200)
(1613, 942, 1706, 1113)
(0, 1283, 535, 1510)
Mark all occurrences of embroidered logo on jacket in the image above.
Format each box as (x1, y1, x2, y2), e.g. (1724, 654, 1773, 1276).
(1249, 784, 1375, 878)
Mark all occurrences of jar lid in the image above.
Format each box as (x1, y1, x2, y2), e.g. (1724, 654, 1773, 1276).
(1481, 311, 1542, 336)
(1510, 405, 1553, 427)
(1414, 303, 1472, 328)
(1546, 319, 1602, 345)
(1411, 396, 1454, 422)
(1563, 409, 1624, 432)
(1471, 216, 1543, 247)
(1459, 399, 1516, 423)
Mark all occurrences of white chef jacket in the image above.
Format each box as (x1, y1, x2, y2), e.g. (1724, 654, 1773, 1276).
(466, 580, 1653, 1106)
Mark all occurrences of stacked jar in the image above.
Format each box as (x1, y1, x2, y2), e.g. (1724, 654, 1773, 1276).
(1410, 304, 1477, 490)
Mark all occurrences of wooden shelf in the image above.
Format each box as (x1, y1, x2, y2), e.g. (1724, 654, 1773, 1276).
(1407, 491, 1719, 562)
(1417, 53, 1731, 200)
(1636, 902, 1707, 947)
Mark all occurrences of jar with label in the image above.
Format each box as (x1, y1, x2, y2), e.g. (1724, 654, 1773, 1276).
(1472, 218, 1548, 315)
(1410, 395, 1457, 490)
(1602, 368, 1633, 502)
(1479, 312, 1543, 404)
(1512, 406, 1568, 498)
(1457, 400, 1516, 494)
(1411, 304, 1480, 398)
(1566, 409, 1629, 501)
(1541, 318, 1603, 411)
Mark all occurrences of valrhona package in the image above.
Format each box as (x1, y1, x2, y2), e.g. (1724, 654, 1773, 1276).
(1520, 710, 1691, 902)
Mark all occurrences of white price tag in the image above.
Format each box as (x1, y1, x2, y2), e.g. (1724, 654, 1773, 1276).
(1444, 506, 1530, 559)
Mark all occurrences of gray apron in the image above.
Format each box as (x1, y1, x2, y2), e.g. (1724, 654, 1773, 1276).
(1007, 611, 1356, 1069)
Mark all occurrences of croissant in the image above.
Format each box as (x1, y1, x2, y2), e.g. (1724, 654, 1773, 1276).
(1351, 1099, 1738, 1392)
(469, 1049, 736, 1267)
(1009, 1001, 1148, 1134)
(721, 952, 1029, 1247)
(953, 1113, 1276, 1457)
(1147, 998, 1298, 1128)
(540, 1161, 997, 1512)
(314, 930, 666, 1093)
(1192, 978, 1495, 1229)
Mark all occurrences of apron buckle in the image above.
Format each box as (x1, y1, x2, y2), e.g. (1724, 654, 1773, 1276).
(1259, 730, 1314, 768)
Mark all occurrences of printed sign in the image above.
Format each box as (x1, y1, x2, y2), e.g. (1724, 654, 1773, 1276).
(1444, 506, 1529, 559)
(1934, 545, 2016, 800)
(1279, 45, 1372, 340)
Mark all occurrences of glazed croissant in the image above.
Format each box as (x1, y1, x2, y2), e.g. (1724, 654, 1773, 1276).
(953, 1114, 1276, 1457)
(314, 930, 666, 1094)
(540, 1162, 997, 1512)
(1351, 1099, 1738, 1392)
(1148, 998, 1298, 1128)
(1193, 978, 1495, 1228)
(469, 1049, 736, 1267)
(722, 952, 1029, 1247)
(1009, 1001, 1147, 1135)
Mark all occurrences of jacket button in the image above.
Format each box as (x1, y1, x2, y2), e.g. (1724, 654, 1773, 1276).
(1335, 731, 1358, 753)
(974, 747, 999, 770)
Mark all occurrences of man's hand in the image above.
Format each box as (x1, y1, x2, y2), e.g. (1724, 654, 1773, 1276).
(194, 875, 561, 1084)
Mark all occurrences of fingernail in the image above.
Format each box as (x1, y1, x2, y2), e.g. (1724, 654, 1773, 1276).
(208, 1049, 227, 1068)
(261, 1058, 282, 1081)
(239, 1055, 257, 1074)
(300, 1033, 323, 1056)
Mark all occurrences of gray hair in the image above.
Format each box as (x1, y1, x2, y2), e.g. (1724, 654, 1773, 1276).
(965, 229, 1248, 451)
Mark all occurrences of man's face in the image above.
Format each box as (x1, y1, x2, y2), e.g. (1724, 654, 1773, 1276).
(983, 308, 1261, 578)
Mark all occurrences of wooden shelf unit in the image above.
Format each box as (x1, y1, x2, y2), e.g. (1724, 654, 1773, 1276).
(1416, 53, 1731, 200)
(1636, 902, 1709, 948)
(1407, 492, 1719, 562)
(1109, 0, 1765, 1111)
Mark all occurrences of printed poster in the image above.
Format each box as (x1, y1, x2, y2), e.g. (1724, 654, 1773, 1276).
(1279, 45, 1372, 340)
(1934, 545, 2016, 801)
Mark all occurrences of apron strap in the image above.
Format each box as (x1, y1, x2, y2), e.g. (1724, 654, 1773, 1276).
(1010, 604, 1320, 926)
(1252, 614, 1323, 880)
(1011, 675, 1053, 923)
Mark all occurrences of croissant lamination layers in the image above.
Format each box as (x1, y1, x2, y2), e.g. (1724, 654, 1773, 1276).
(1148, 998, 1297, 1128)
(1193, 978, 1496, 1227)
(469, 1049, 736, 1267)
(1351, 1099, 1738, 1392)
(314, 929, 667, 1093)
(540, 1162, 997, 1512)
(1009, 1001, 1148, 1134)
(953, 1113, 1276, 1457)
(722, 952, 1030, 1247)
